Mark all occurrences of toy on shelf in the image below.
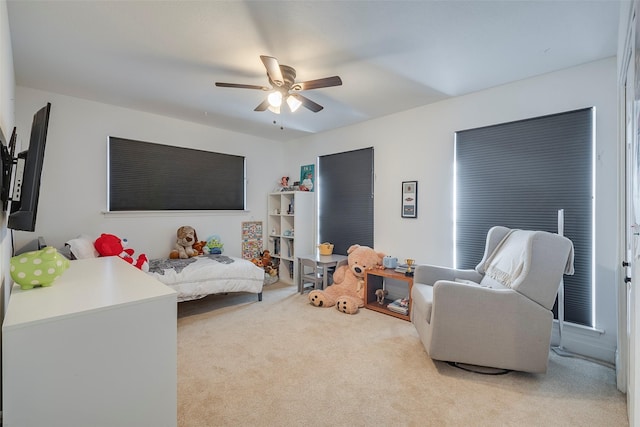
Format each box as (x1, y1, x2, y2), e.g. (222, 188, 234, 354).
(10, 246, 70, 290)
(375, 288, 388, 305)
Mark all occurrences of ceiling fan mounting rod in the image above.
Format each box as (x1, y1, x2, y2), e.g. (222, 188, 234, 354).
(270, 65, 296, 91)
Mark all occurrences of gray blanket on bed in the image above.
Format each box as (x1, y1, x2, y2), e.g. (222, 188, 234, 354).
(149, 254, 234, 275)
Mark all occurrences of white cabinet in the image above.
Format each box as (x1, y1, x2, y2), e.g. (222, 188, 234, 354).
(2, 256, 177, 427)
(267, 191, 315, 284)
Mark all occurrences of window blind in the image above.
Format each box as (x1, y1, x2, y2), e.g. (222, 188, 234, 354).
(455, 108, 593, 326)
(318, 147, 374, 255)
(108, 137, 245, 211)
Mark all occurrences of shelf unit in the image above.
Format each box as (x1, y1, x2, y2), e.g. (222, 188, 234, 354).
(364, 269, 414, 321)
(267, 191, 315, 285)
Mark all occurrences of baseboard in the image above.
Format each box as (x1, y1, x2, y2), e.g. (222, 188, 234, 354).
(551, 320, 616, 365)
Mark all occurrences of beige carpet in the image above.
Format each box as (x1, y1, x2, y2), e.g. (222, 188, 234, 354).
(177, 282, 627, 427)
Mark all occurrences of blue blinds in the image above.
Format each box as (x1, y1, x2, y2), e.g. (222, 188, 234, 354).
(318, 147, 374, 255)
(455, 108, 593, 326)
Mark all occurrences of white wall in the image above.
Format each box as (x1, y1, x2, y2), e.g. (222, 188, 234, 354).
(0, 0, 14, 314)
(284, 58, 619, 362)
(12, 87, 285, 260)
(12, 58, 619, 362)
(0, 0, 15, 411)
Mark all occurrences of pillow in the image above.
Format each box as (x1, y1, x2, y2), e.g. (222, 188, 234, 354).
(65, 234, 99, 260)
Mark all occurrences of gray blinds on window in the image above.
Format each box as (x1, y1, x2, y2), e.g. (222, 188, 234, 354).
(455, 108, 593, 326)
(318, 147, 374, 255)
(108, 137, 245, 211)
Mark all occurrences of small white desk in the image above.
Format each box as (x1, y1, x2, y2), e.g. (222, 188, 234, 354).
(297, 253, 348, 292)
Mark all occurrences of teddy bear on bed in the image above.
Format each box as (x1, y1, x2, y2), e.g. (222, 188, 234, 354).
(94, 233, 149, 272)
(170, 225, 199, 259)
(308, 244, 385, 314)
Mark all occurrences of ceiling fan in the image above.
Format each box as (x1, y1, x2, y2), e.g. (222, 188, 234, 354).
(215, 55, 342, 114)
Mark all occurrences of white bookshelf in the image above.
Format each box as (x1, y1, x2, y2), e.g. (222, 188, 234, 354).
(267, 191, 315, 284)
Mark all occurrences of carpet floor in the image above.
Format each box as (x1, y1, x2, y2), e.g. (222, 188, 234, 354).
(177, 282, 627, 427)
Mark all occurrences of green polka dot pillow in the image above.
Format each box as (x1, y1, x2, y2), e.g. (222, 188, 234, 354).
(10, 246, 70, 290)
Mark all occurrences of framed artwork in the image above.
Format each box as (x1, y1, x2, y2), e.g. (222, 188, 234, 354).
(402, 181, 418, 218)
(300, 164, 315, 192)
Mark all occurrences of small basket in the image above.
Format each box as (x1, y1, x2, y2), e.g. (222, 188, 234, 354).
(318, 243, 334, 256)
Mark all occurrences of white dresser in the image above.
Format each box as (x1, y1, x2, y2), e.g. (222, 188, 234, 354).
(2, 256, 177, 427)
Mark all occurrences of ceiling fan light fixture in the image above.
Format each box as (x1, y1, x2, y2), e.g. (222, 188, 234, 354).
(268, 91, 283, 107)
(216, 55, 341, 114)
(268, 104, 281, 114)
(286, 95, 302, 112)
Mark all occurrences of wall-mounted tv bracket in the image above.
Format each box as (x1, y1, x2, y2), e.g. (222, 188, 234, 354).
(0, 126, 18, 211)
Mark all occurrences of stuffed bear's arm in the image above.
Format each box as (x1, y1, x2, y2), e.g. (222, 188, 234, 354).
(333, 265, 348, 284)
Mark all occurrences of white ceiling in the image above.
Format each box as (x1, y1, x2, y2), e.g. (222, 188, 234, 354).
(6, 0, 625, 142)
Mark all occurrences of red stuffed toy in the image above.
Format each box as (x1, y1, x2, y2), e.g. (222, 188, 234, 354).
(94, 233, 149, 272)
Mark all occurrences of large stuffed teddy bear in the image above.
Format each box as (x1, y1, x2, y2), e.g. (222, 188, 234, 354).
(94, 233, 149, 272)
(308, 244, 385, 314)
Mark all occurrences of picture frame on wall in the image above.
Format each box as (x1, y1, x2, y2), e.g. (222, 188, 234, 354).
(300, 164, 315, 192)
(402, 181, 418, 218)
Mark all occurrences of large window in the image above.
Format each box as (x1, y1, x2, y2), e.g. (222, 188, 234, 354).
(318, 147, 374, 255)
(108, 137, 245, 211)
(455, 108, 593, 326)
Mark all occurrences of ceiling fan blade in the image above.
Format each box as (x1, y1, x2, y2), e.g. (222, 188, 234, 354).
(292, 76, 342, 91)
(254, 99, 270, 112)
(260, 55, 284, 87)
(215, 82, 270, 90)
(291, 94, 323, 113)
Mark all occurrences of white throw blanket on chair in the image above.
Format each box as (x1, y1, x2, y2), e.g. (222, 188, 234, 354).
(481, 229, 575, 288)
(482, 230, 525, 288)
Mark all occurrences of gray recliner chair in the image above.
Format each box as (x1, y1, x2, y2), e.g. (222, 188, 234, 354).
(410, 226, 574, 373)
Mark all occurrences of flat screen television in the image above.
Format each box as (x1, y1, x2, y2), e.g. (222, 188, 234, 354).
(7, 103, 51, 232)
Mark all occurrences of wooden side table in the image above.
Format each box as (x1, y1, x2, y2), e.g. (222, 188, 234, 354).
(364, 268, 413, 321)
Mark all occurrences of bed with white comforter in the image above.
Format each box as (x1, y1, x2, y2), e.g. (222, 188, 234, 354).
(147, 254, 264, 302)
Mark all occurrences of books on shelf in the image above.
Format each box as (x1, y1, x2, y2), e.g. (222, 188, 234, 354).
(387, 297, 409, 315)
(394, 264, 412, 274)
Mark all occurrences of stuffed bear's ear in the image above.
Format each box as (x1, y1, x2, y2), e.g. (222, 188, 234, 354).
(194, 230, 198, 242)
(377, 252, 386, 263)
(347, 244, 360, 254)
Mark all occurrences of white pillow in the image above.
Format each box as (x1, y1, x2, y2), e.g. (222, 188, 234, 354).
(65, 234, 98, 259)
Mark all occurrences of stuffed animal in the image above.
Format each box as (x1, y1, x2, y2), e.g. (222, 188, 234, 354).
(264, 265, 278, 277)
(375, 288, 388, 305)
(94, 233, 149, 272)
(261, 250, 273, 268)
(308, 244, 385, 314)
(204, 235, 224, 254)
(169, 226, 198, 259)
(10, 246, 70, 290)
(192, 240, 207, 255)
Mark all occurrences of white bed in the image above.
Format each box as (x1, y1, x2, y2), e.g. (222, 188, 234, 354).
(64, 235, 266, 303)
(147, 255, 265, 302)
